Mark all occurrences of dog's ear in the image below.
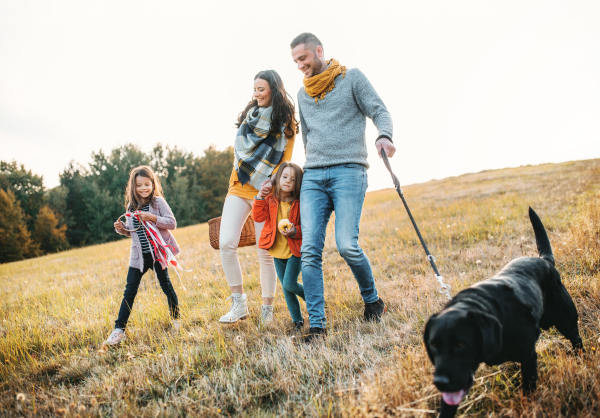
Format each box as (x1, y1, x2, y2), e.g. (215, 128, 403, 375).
(467, 311, 503, 363)
(423, 314, 439, 364)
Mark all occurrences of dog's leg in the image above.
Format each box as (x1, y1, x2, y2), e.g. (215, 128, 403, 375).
(561, 321, 585, 353)
(521, 351, 538, 394)
(545, 285, 585, 354)
(439, 399, 459, 418)
(570, 335, 584, 352)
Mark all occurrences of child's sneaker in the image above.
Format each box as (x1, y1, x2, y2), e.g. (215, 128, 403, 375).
(293, 320, 304, 331)
(261, 305, 274, 325)
(219, 293, 249, 323)
(105, 328, 126, 345)
(172, 320, 181, 332)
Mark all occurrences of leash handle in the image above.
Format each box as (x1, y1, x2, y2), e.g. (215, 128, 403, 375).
(380, 148, 402, 193)
(380, 149, 452, 300)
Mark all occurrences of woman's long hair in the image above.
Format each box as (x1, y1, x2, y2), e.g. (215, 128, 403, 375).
(272, 162, 303, 203)
(236, 70, 299, 139)
(124, 165, 164, 211)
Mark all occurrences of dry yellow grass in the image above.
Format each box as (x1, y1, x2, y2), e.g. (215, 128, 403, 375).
(1, 159, 599, 417)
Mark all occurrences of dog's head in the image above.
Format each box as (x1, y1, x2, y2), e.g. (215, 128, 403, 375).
(424, 308, 502, 405)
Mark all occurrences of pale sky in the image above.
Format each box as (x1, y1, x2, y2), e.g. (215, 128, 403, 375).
(1, 0, 599, 191)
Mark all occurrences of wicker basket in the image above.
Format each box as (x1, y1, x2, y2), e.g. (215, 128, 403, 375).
(208, 214, 256, 250)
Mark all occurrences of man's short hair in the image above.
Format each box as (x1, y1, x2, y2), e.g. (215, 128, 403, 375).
(290, 33, 323, 51)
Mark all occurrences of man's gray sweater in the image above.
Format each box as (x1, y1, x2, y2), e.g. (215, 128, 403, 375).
(298, 68, 393, 169)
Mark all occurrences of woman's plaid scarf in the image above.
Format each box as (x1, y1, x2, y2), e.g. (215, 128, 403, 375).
(234, 106, 287, 189)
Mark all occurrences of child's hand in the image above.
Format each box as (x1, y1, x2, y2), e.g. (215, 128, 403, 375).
(137, 212, 157, 222)
(257, 179, 273, 198)
(114, 220, 126, 231)
(280, 223, 296, 237)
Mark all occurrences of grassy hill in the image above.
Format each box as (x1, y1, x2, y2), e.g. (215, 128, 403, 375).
(1, 159, 599, 417)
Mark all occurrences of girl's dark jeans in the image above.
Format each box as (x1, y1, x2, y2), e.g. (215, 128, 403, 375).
(273, 255, 305, 323)
(115, 252, 179, 329)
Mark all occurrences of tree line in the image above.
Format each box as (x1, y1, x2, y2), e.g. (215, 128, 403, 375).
(0, 144, 233, 263)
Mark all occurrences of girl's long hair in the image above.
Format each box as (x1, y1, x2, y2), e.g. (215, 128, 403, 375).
(236, 70, 299, 139)
(272, 162, 303, 203)
(124, 165, 164, 211)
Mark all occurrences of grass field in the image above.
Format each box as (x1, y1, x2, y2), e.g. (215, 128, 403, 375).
(1, 159, 599, 417)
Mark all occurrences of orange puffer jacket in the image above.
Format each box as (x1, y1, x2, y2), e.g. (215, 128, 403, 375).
(252, 195, 302, 257)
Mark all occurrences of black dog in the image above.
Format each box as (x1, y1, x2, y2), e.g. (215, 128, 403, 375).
(423, 208, 584, 418)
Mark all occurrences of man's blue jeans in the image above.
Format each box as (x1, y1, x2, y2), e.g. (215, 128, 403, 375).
(300, 164, 379, 329)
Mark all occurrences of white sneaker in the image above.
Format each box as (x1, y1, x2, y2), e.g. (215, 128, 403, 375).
(219, 293, 249, 323)
(261, 305, 274, 325)
(105, 328, 126, 345)
(172, 320, 181, 332)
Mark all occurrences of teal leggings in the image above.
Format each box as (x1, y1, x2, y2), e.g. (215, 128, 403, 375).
(273, 255, 305, 323)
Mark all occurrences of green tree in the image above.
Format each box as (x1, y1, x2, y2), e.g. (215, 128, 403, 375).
(0, 189, 40, 263)
(80, 180, 122, 244)
(59, 162, 89, 246)
(46, 185, 69, 227)
(59, 145, 150, 247)
(192, 145, 233, 221)
(33, 206, 69, 254)
(164, 171, 199, 227)
(0, 160, 45, 230)
(88, 144, 150, 198)
(152, 144, 193, 189)
(84, 145, 151, 244)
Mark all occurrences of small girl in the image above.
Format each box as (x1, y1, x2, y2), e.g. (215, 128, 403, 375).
(106, 165, 181, 345)
(252, 162, 305, 330)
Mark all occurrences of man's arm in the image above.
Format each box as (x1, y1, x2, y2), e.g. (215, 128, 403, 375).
(352, 69, 396, 157)
(298, 102, 308, 154)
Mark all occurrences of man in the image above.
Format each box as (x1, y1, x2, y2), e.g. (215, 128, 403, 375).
(290, 32, 396, 342)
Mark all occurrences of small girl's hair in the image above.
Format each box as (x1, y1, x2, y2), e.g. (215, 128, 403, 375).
(124, 165, 164, 211)
(272, 162, 303, 202)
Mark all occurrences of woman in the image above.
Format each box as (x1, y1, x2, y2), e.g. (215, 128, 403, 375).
(219, 70, 298, 325)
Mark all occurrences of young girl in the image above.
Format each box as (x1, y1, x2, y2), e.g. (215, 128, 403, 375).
(252, 162, 305, 330)
(106, 165, 181, 345)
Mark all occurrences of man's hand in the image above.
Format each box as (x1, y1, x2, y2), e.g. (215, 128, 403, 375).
(114, 220, 126, 232)
(376, 138, 396, 158)
(280, 223, 296, 237)
(257, 179, 273, 198)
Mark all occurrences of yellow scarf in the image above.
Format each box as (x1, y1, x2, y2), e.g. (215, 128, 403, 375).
(303, 59, 347, 103)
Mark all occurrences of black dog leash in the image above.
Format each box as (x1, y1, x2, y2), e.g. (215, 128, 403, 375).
(380, 149, 452, 300)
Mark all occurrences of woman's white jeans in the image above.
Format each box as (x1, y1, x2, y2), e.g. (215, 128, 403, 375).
(219, 195, 277, 298)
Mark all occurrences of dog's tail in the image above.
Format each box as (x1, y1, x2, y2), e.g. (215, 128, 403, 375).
(529, 207, 555, 265)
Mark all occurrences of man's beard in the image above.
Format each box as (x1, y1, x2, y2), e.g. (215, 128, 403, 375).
(310, 59, 323, 77)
